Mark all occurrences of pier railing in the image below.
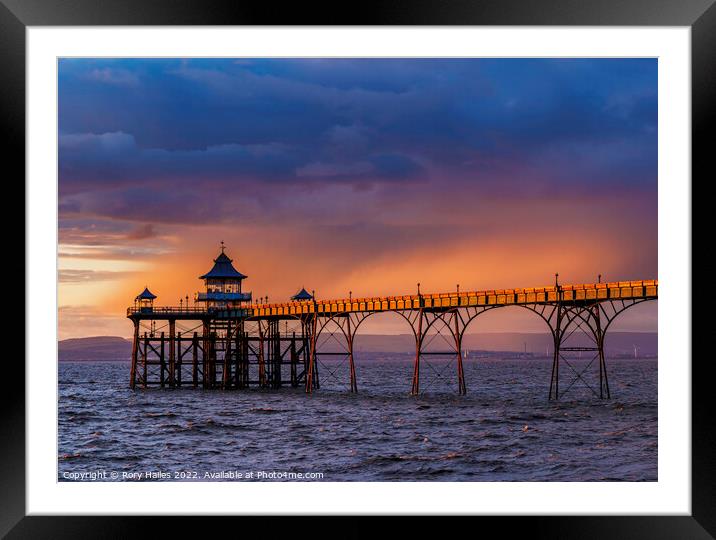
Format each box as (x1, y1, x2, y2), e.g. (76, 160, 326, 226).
(126, 306, 253, 318)
(127, 306, 208, 316)
(127, 279, 657, 319)
(245, 279, 656, 317)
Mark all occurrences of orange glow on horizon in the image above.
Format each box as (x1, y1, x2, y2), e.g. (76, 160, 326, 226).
(58, 207, 657, 340)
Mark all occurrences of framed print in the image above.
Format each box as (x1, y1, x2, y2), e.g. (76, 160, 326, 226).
(4, 0, 712, 536)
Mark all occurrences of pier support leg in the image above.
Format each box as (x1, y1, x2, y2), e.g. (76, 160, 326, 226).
(176, 331, 182, 387)
(271, 320, 281, 389)
(290, 332, 298, 388)
(233, 327, 241, 389)
(258, 325, 266, 388)
(209, 332, 217, 387)
(129, 319, 139, 389)
(411, 309, 424, 396)
(593, 305, 610, 399)
(142, 333, 148, 388)
(549, 340, 560, 401)
(238, 326, 249, 388)
(454, 311, 466, 396)
(598, 337, 609, 399)
(312, 331, 320, 390)
(548, 304, 563, 401)
(347, 315, 358, 393)
(306, 316, 318, 394)
(264, 322, 272, 387)
(168, 321, 176, 388)
(202, 322, 210, 389)
(303, 330, 310, 387)
(159, 332, 166, 388)
(192, 332, 198, 388)
(222, 321, 232, 390)
(546, 301, 612, 401)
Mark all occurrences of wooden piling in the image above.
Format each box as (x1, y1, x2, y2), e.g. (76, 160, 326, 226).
(160, 331, 166, 387)
(129, 319, 139, 389)
(168, 321, 176, 388)
(306, 316, 317, 393)
(192, 332, 199, 388)
(202, 321, 210, 389)
(234, 327, 241, 388)
(258, 325, 266, 387)
(208, 332, 216, 388)
(142, 332, 148, 388)
(223, 321, 232, 389)
(176, 331, 182, 387)
(290, 332, 298, 388)
(272, 320, 281, 389)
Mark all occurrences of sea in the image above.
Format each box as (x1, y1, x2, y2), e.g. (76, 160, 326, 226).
(58, 354, 657, 482)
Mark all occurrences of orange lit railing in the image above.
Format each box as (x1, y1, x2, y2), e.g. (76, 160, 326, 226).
(126, 306, 251, 317)
(127, 280, 657, 318)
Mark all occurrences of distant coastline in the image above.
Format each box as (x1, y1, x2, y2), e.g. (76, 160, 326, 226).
(59, 332, 658, 362)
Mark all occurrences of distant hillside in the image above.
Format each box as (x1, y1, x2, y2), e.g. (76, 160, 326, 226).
(59, 336, 132, 362)
(58, 332, 657, 362)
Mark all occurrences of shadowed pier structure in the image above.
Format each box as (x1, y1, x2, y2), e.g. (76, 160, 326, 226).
(127, 246, 658, 399)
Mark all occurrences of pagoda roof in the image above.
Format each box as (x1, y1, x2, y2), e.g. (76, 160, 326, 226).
(290, 287, 314, 301)
(199, 251, 247, 280)
(135, 287, 157, 300)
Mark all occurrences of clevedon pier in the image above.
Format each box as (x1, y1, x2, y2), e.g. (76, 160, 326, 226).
(127, 245, 658, 399)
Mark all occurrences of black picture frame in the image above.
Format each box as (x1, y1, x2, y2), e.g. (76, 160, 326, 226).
(3, 0, 710, 536)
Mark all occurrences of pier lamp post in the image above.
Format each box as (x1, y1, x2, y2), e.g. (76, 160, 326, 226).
(598, 274, 602, 284)
(349, 290, 352, 302)
(456, 284, 460, 294)
(179, 298, 183, 310)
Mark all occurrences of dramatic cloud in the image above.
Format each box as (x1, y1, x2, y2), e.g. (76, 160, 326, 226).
(59, 269, 135, 283)
(57, 58, 658, 339)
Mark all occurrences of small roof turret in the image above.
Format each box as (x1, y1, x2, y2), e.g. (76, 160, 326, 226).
(199, 243, 247, 280)
(135, 287, 157, 300)
(290, 287, 314, 301)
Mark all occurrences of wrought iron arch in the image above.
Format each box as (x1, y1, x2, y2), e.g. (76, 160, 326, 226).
(599, 298, 656, 335)
(458, 304, 523, 342)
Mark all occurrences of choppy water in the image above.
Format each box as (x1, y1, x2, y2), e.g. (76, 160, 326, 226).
(58, 355, 657, 481)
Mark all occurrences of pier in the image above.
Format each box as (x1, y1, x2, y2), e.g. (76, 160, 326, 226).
(127, 246, 657, 399)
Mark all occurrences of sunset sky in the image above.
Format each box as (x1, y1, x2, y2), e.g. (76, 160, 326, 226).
(58, 58, 658, 339)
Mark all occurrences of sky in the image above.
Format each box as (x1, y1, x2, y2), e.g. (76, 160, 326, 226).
(58, 58, 658, 339)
